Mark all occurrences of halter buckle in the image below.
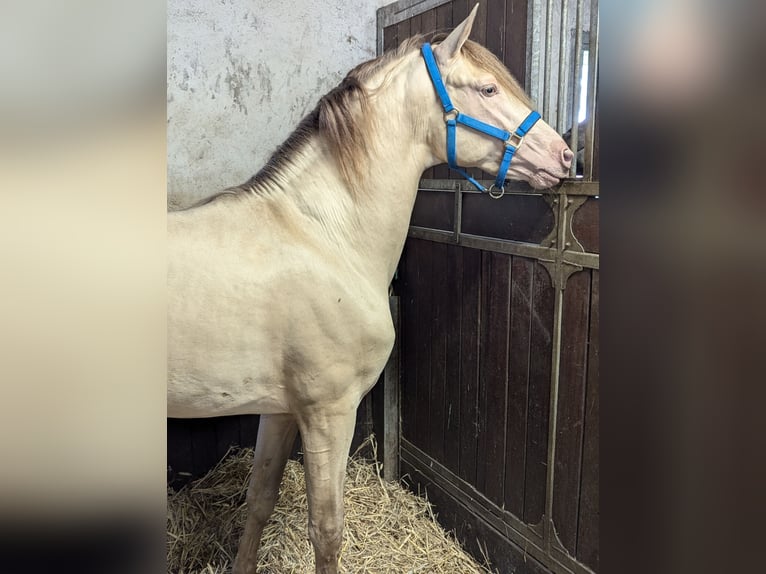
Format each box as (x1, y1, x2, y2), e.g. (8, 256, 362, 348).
(488, 183, 505, 199)
(506, 132, 524, 150)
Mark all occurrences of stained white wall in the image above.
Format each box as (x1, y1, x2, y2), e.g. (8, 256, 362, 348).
(168, 0, 390, 209)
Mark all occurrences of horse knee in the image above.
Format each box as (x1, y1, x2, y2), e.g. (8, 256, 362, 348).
(308, 515, 343, 552)
(247, 487, 279, 524)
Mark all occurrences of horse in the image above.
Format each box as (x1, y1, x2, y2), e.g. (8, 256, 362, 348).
(168, 6, 572, 573)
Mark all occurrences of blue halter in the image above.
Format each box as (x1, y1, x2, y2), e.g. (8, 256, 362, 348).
(421, 43, 541, 198)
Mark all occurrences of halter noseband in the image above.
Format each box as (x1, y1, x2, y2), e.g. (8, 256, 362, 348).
(421, 43, 541, 199)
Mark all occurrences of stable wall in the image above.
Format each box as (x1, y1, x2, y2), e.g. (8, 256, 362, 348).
(168, 0, 389, 209)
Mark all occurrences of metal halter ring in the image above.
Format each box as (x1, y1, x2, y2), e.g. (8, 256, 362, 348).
(443, 108, 460, 122)
(488, 183, 505, 199)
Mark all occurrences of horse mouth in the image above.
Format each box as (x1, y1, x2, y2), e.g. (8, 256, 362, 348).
(530, 170, 561, 189)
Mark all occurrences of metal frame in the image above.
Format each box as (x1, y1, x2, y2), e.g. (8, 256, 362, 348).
(377, 2, 599, 573)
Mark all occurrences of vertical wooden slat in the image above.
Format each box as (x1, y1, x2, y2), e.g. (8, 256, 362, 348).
(486, 0, 507, 61)
(429, 242, 449, 463)
(421, 7, 437, 35)
(458, 247, 481, 486)
(215, 416, 242, 461)
(414, 241, 433, 451)
(443, 244, 463, 475)
(383, 24, 397, 54)
(576, 270, 599, 569)
(409, 12, 423, 37)
(396, 17, 411, 49)
(504, 256, 533, 518)
(167, 419, 193, 483)
(478, 251, 512, 506)
(190, 418, 219, 478)
(523, 263, 554, 525)
(400, 241, 421, 441)
(552, 269, 592, 554)
(238, 414, 259, 448)
(504, 0, 529, 88)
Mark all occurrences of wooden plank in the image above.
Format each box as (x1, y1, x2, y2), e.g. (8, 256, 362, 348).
(238, 414, 259, 449)
(504, 256, 533, 518)
(421, 7, 437, 36)
(485, 0, 506, 61)
(215, 416, 242, 461)
(383, 24, 398, 53)
(396, 16, 411, 47)
(576, 271, 599, 570)
(401, 460, 551, 574)
(572, 198, 599, 254)
(428, 242, 449, 463)
(190, 418, 220, 478)
(400, 241, 420, 441)
(523, 263, 554, 525)
(414, 240, 433, 451)
(504, 0, 528, 88)
(477, 251, 512, 506)
(552, 269, 592, 554)
(443, 244, 463, 475)
(458, 246, 481, 486)
(167, 418, 193, 486)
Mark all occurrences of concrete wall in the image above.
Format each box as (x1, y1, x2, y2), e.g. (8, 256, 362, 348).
(168, 0, 390, 209)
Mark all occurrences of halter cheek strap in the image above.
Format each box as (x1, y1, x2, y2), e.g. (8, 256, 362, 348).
(421, 43, 541, 198)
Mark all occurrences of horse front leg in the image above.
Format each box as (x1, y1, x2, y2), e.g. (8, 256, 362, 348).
(298, 406, 357, 574)
(232, 413, 298, 574)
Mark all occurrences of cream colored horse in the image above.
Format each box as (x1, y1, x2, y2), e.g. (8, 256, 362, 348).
(168, 6, 572, 573)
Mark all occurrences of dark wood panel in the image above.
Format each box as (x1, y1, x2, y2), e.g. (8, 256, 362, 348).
(458, 247, 481, 486)
(190, 418, 220, 478)
(504, 256, 533, 517)
(238, 414, 259, 448)
(383, 24, 397, 53)
(401, 459, 551, 574)
(400, 240, 422, 442)
(428, 242, 449, 463)
(553, 270, 592, 554)
(504, 0, 529, 88)
(523, 263, 554, 525)
(215, 416, 242, 461)
(572, 197, 599, 253)
(577, 271, 599, 570)
(396, 16, 411, 47)
(443, 244, 463, 475)
(167, 418, 193, 486)
(414, 240, 433, 451)
(477, 251, 511, 506)
(462, 193, 554, 243)
(410, 190, 454, 231)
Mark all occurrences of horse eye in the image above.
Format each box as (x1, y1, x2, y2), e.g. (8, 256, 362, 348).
(481, 84, 498, 97)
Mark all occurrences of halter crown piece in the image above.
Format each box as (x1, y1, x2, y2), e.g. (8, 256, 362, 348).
(421, 43, 541, 199)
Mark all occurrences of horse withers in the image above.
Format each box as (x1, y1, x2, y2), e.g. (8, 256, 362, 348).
(168, 5, 572, 573)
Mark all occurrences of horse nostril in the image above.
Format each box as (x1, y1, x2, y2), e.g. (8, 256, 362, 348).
(561, 147, 574, 167)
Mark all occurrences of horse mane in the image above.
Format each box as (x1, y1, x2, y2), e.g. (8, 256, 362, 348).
(190, 33, 532, 209)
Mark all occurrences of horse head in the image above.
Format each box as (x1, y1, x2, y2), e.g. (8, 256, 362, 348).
(424, 5, 573, 190)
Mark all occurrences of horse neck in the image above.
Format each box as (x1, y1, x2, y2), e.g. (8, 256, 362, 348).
(262, 70, 434, 288)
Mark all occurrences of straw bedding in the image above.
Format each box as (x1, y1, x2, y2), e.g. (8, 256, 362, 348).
(167, 438, 494, 573)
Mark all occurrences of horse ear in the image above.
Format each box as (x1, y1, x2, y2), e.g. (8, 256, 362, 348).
(434, 3, 479, 67)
